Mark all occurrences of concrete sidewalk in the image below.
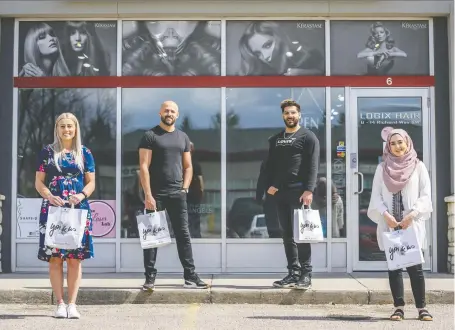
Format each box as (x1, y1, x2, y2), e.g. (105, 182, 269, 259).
(0, 272, 453, 305)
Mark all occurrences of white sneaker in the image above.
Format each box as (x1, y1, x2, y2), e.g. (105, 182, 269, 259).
(54, 303, 67, 318)
(67, 303, 80, 319)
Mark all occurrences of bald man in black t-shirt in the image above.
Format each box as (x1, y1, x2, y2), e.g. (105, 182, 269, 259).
(138, 100, 208, 291)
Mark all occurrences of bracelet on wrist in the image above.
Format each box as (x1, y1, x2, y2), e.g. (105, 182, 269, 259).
(81, 191, 88, 199)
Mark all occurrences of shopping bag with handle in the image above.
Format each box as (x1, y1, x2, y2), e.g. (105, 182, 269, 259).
(44, 203, 87, 250)
(136, 209, 172, 249)
(293, 205, 324, 243)
(382, 226, 424, 271)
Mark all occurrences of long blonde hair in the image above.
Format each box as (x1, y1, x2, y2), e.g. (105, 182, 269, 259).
(23, 23, 70, 76)
(52, 113, 84, 173)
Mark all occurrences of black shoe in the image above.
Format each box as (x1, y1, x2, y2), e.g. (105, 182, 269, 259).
(273, 272, 300, 288)
(142, 274, 156, 291)
(295, 273, 312, 290)
(184, 273, 208, 289)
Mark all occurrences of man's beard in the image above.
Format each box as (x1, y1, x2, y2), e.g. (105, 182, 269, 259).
(161, 116, 176, 126)
(284, 118, 299, 128)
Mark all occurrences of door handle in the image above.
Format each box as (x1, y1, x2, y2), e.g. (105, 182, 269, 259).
(354, 172, 364, 195)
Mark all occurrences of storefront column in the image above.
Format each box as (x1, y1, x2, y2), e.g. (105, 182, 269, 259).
(450, 1, 455, 193)
(0, 18, 14, 273)
(0, 194, 4, 273)
(446, 196, 455, 274)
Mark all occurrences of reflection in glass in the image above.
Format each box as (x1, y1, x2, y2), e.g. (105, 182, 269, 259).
(226, 88, 326, 238)
(330, 88, 347, 238)
(17, 88, 117, 238)
(357, 97, 423, 261)
(18, 88, 116, 199)
(121, 88, 221, 238)
(122, 21, 221, 76)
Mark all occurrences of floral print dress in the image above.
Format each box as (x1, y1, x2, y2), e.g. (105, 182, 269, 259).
(37, 144, 95, 262)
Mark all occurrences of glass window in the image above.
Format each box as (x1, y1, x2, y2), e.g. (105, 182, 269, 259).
(226, 20, 325, 76)
(330, 20, 429, 76)
(330, 88, 347, 238)
(356, 96, 423, 261)
(18, 21, 118, 76)
(122, 21, 221, 76)
(226, 88, 326, 238)
(17, 88, 117, 239)
(121, 88, 221, 239)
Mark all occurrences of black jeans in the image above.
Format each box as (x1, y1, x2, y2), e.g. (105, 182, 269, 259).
(263, 194, 282, 238)
(273, 188, 312, 274)
(143, 191, 195, 278)
(388, 263, 426, 308)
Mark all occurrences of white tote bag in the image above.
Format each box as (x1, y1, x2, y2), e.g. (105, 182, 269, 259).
(293, 206, 324, 243)
(382, 226, 425, 271)
(44, 204, 88, 250)
(136, 209, 172, 249)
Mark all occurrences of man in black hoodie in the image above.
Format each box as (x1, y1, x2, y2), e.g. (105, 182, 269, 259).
(265, 99, 320, 290)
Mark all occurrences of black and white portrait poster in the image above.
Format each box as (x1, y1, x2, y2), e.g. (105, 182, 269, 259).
(122, 21, 221, 76)
(330, 20, 429, 76)
(18, 21, 117, 77)
(226, 20, 325, 76)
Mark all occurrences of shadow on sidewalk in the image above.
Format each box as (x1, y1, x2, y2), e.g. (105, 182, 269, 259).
(248, 315, 387, 322)
(0, 314, 50, 320)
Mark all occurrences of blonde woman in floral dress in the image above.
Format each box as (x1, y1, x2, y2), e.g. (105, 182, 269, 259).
(35, 112, 96, 319)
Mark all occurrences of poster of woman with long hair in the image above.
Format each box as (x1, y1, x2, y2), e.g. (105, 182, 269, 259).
(18, 20, 117, 76)
(330, 20, 429, 76)
(227, 20, 325, 76)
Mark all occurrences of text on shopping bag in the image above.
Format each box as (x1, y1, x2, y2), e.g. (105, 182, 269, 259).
(300, 221, 321, 233)
(48, 222, 78, 237)
(389, 242, 417, 261)
(142, 223, 168, 241)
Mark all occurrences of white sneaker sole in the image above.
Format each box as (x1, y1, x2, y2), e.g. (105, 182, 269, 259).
(142, 286, 155, 292)
(183, 283, 208, 289)
(54, 314, 67, 319)
(293, 284, 312, 290)
(273, 283, 296, 288)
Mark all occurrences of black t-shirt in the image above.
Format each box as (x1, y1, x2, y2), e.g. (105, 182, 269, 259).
(138, 126, 190, 195)
(267, 127, 320, 192)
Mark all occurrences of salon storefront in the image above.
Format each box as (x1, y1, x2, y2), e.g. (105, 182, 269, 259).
(0, 1, 453, 274)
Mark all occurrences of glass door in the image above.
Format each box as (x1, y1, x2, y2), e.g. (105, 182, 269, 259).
(348, 88, 431, 271)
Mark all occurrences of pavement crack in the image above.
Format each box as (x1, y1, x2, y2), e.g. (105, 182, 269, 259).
(208, 274, 214, 304)
(348, 273, 371, 304)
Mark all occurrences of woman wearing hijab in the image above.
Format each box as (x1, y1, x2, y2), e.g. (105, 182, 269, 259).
(367, 127, 433, 322)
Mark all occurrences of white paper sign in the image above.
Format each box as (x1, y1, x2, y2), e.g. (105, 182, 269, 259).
(16, 198, 42, 238)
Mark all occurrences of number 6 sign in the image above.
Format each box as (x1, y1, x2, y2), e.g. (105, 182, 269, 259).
(386, 77, 393, 85)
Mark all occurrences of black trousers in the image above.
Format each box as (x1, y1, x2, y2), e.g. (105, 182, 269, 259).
(143, 191, 195, 278)
(263, 194, 282, 238)
(388, 263, 426, 308)
(273, 188, 312, 274)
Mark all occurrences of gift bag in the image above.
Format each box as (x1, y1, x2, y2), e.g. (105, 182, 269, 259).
(44, 204, 87, 250)
(136, 209, 172, 249)
(293, 206, 324, 243)
(382, 226, 424, 271)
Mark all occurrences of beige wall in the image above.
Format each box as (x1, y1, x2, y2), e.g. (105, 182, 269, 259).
(0, 1, 452, 18)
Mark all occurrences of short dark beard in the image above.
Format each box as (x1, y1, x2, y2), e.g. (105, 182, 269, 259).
(284, 119, 299, 128)
(161, 116, 175, 127)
